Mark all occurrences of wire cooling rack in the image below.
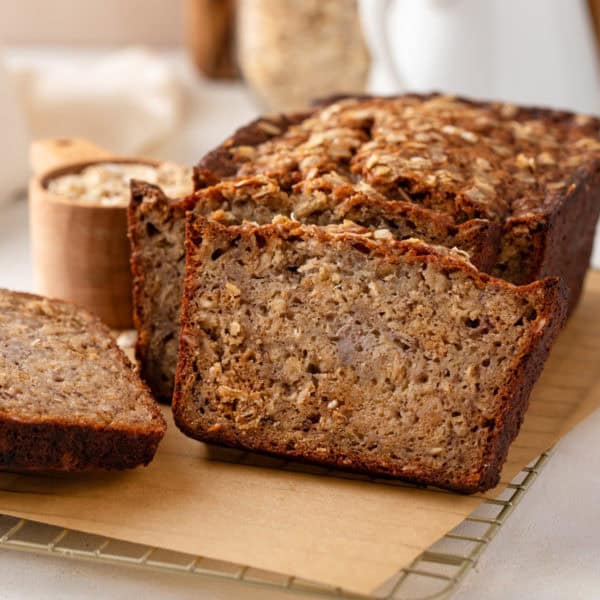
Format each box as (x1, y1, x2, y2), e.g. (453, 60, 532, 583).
(0, 450, 551, 600)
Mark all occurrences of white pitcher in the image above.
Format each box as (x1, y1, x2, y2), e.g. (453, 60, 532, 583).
(362, 0, 600, 114)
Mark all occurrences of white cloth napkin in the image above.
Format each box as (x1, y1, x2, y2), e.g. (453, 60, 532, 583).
(0, 47, 184, 202)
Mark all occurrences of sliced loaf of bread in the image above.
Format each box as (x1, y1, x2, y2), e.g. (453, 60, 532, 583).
(173, 217, 566, 492)
(0, 289, 166, 471)
(129, 176, 498, 402)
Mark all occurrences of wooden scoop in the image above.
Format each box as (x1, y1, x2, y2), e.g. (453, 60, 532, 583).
(29, 139, 159, 329)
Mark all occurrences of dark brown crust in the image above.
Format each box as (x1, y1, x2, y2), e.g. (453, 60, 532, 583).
(476, 277, 568, 490)
(0, 418, 164, 471)
(491, 159, 600, 317)
(0, 288, 166, 471)
(194, 111, 311, 189)
(454, 219, 501, 272)
(519, 163, 600, 314)
(173, 217, 567, 493)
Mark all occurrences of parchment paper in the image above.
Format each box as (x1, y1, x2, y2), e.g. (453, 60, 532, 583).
(1, 273, 599, 596)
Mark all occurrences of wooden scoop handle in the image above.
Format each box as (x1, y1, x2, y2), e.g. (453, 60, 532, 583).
(589, 0, 600, 52)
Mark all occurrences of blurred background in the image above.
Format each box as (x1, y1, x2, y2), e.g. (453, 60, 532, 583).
(2, 0, 600, 192)
(2, 0, 600, 289)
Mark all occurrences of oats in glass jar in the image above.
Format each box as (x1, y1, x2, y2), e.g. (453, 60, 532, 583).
(237, 0, 370, 112)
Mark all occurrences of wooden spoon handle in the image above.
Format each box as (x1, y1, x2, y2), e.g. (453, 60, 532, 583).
(588, 0, 600, 51)
(30, 138, 113, 176)
(183, 0, 238, 79)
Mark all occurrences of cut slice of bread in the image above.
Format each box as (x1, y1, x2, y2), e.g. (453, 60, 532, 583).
(0, 289, 166, 471)
(173, 217, 567, 493)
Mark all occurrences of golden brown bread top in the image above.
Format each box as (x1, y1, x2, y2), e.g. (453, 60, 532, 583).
(198, 94, 600, 223)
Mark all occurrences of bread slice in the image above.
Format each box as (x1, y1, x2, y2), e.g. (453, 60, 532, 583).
(129, 176, 499, 402)
(0, 289, 166, 471)
(129, 177, 293, 403)
(173, 217, 567, 493)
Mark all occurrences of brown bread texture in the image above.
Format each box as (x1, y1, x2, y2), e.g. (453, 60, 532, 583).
(130, 93, 600, 401)
(0, 289, 166, 471)
(173, 217, 567, 493)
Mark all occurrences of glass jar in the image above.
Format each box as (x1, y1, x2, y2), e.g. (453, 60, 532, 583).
(237, 0, 370, 112)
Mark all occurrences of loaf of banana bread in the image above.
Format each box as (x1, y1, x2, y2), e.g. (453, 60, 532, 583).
(130, 93, 600, 401)
(0, 289, 166, 471)
(173, 217, 567, 493)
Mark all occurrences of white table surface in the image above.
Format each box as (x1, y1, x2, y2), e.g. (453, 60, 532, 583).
(1, 50, 600, 600)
